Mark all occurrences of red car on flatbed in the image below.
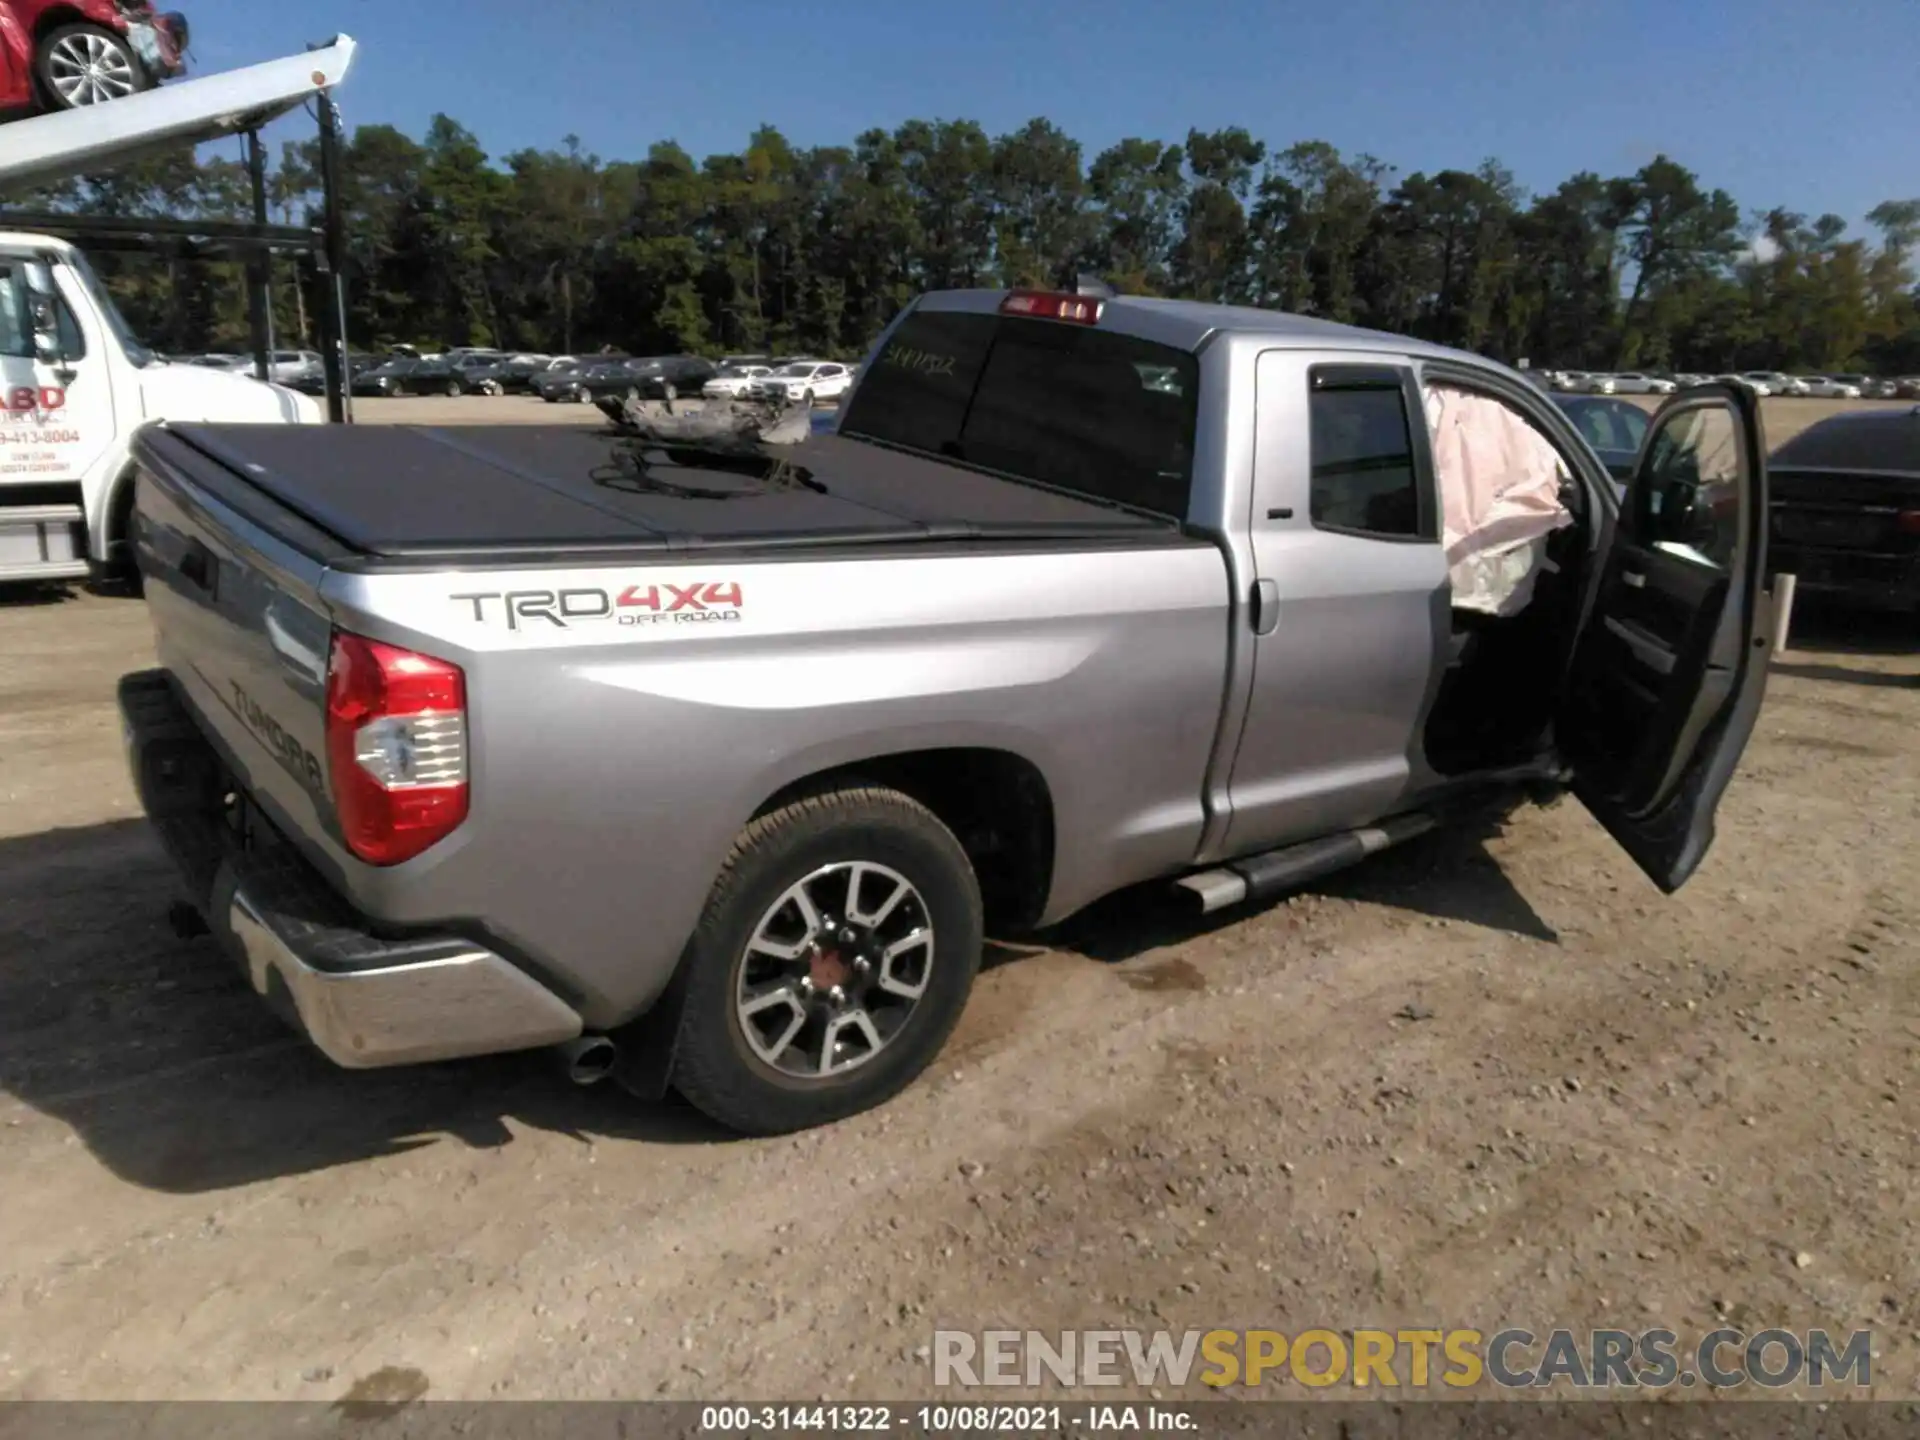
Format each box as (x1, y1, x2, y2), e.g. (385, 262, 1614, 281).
(0, 0, 186, 115)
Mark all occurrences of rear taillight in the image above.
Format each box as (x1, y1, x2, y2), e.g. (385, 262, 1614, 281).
(1000, 290, 1103, 324)
(1896, 509, 1920, 536)
(325, 632, 468, 866)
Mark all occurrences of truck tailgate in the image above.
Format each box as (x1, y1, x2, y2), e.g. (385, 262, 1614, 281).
(134, 425, 344, 869)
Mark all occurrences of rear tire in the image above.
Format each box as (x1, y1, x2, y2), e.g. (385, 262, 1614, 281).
(666, 787, 983, 1135)
(444, 378, 464, 398)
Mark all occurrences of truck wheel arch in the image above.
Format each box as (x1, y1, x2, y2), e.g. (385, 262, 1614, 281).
(98, 461, 140, 574)
(612, 746, 1057, 1106)
(753, 747, 1057, 936)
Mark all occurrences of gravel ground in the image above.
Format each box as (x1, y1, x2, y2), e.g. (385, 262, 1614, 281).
(0, 397, 1913, 1404)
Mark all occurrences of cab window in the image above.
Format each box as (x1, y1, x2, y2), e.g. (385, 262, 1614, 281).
(842, 309, 1200, 520)
(0, 262, 86, 360)
(1307, 369, 1425, 538)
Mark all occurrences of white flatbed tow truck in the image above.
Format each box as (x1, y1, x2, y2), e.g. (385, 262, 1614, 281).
(0, 36, 355, 582)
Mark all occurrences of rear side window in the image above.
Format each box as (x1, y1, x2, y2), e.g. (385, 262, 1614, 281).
(842, 309, 1199, 519)
(1568, 400, 1648, 455)
(1308, 371, 1422, 538)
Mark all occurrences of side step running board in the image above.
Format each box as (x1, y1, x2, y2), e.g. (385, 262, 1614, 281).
(1175, 812, 1437, 914)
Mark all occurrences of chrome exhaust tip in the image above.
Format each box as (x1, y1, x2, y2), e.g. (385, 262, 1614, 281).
(557, 1035, 618, 1086)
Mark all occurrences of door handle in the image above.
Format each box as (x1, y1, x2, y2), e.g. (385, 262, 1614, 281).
(179, 540, 217, 595)
(1250, 578, 1279, 636)
(1622, 570, 1647, 589)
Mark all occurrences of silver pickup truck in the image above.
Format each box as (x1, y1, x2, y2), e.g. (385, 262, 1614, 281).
(119, 288, 1774, 1134)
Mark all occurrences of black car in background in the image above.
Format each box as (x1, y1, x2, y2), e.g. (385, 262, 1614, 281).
(1553, 394, 1650, 485)
(404, 352, 511, 397)
(288, 352, 383, 396)
(544, 355, 719, 403)
(633, 354, 719, 400)
(1767, 407, 1920, 613)
(465, 354, 555, 394)
(534, 356, 631, 403)
(351, 357, 423, 397)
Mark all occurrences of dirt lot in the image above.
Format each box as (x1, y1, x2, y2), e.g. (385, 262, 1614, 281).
(0, 397, 1914, 1403)
(352, 394, 611, 427)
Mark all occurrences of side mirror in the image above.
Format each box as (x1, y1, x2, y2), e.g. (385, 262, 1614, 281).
(27, 291, 62, 365)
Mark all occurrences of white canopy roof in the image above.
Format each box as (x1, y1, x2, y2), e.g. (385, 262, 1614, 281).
(0, 35, 356, 196)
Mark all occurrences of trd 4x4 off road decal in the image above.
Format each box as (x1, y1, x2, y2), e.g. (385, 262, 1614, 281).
(452, 581, 744, 631)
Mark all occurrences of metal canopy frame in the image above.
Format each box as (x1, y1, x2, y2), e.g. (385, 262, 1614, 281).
(0, 39, 356, 421)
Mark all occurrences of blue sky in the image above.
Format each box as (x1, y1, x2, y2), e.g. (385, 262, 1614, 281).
(188, 0, 1919, 236)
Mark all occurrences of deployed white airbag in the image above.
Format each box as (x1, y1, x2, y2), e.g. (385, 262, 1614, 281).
(1423, 384, 1573, 617)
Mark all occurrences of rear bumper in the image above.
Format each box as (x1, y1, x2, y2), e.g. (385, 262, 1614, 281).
(119, 669, 582, 1069)
(1770, 547, 1920, 611)
(128, 16, 188, 79)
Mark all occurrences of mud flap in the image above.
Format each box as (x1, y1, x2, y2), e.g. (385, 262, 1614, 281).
(609, 940, 698, 1101)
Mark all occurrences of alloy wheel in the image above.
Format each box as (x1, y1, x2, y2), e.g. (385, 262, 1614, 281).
(46, 31, 137, 106)
(734, 861, 935, 1078)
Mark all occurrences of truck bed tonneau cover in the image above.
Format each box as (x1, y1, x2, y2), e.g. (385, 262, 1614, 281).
(154, 423, 1180, 560)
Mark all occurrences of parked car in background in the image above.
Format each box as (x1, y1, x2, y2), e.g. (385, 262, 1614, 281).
(1607, 372, 1677, 396)
(532, 358, 616, 403)
(1829, 373, 1873, 398)
(1552, 395, 1650, 485)
(264, 349, 321, 385)
(403, 351, 508, 397)
(1897, 378, 1920, 399)
(1798, 375, 1862, 399)
(1774, 376, 1813, 397)
(351, 357, 423, 397)
(702, 363, 774, 399)
(465, 353, 551, 395)
(286, 352, 382, 396)
(537, 357, 650, 404)
(1863, 377, 1899, 399)
(1767, 407, 1920, 613)
(1739, 371, 1789, 396)
(751, 359, 855, 405)
(1, 0, 188, 114)
(1552, 371, 1596, 393)
(628, 354, 718, 401)
(176, 349, 321, 383)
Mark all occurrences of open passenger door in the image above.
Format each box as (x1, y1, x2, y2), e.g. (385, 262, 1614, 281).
(1557, 384, 1772, 892)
